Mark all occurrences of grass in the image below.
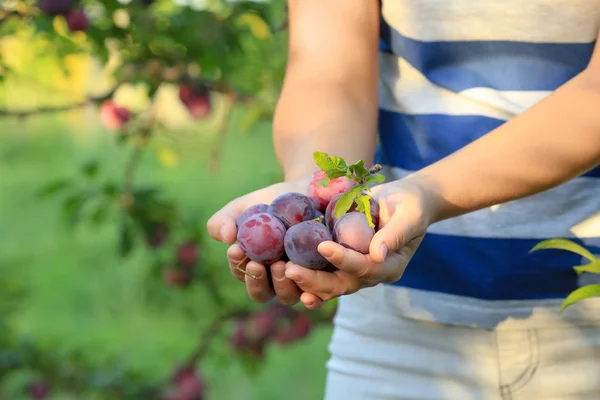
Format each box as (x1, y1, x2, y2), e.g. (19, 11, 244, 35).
(0, 108, 332, 400)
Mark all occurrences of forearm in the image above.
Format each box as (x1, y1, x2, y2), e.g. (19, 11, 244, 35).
(419, 69, 600, 223)
(273, 79, 378, 182)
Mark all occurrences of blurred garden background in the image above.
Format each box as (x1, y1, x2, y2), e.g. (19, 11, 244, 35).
(0, 1, 334, 399)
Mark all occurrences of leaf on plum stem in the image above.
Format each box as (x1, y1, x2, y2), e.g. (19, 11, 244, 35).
(366, 174, 385, 185)
(355, 194, 374, 228)
(333, 186, 362, 219)
(560, 284, 600, 312)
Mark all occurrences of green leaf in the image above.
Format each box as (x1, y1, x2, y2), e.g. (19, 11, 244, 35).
(560, 284, 600, 312)
(356, 194, 375, 228)
(313, 152, 332, 171)
(330, 156, 347, 169)
(82, 161, 100, 179)
(333, 186, 363, 219)
(119, 220, 135, 258)
(317, 178, 331, 188)
(573, 260, 600, 276)
(530, 239, 597, 262)
(366, 174, 386, 185)
(348, 160, 368, 181)
(37, 179, 71, 199)
(324, 169, 347, 180)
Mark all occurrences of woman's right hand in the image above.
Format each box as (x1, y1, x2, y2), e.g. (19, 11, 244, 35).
(206, 176, 324, 307)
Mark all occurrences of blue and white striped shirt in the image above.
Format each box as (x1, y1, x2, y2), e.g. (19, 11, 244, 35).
(376, 0, 600, 328)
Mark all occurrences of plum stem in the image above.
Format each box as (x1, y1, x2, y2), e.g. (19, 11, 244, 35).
(235, 256, 258, 280)
(312, 215, 324, 223)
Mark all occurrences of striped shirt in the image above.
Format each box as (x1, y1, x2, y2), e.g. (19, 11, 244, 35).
(376, 0, 600, 329)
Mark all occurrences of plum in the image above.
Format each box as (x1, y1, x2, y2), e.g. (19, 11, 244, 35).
(267, 192, 315, 229)
(179, 84, 211, 120)
(100, 100, 131, 131)
(284, 220, 332, 270)
(236, 203, 268, 229)
(67, 9, 88, 32)
(333, 212, 375, 254)
(325, 193, 379, 230)
(307, 170, 356, 212)
(237, 213, 286, 264)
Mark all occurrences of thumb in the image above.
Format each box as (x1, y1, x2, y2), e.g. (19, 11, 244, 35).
(369, 202, 425, 264)
(206, 200, 244, 244)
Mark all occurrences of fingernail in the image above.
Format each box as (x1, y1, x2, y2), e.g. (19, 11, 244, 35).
(247, 264, 262, 279)
(305, 301, 315, 308)
(381, 243, 388, 260)
(272, 266, 285, 281)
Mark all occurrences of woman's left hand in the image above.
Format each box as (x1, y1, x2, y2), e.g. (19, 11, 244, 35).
(285, 177, 436, 309)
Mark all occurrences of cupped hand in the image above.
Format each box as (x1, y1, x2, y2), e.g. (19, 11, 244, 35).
(284, 178, 434, 309)
(206, 176, 323, 306)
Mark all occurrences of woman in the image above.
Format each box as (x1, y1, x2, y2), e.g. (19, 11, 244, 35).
(208, 1, 600, 398)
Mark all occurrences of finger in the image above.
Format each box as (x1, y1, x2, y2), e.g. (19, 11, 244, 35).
(369, 203, 425, 264)
(245, 261, 275, 303)
(300, 292, 325, 309)
(318, 241, 386, 280)
(270, 262, 302, 305)
(285, 262, 358, 301)
(206, 201, 244, 244)
(227, 244, 249, 282)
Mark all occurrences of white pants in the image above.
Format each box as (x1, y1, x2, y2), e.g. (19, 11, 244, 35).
(324, 285, 600, 400)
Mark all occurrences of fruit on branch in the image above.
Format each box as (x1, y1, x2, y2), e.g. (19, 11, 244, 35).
(284, 220, 332, 270)
(267, 192, 315, 229)
(235, 203, 268, 229)
(38, 0, 72, 16)
(179, 84, 211, 120)
(27, 379, 49, 399)
(333, 212, 375, 254)
(275, 312, 313, 345)
(164, 366, 204, 400)
(162, 265, 193, 288)
(177, 241, 199, 267)
(144, 223, 169, 248)
(307, 170, 356, 212)
(66, 9, 88, 32)
(237, 213, 286, 264)
(100, 100, 131, 131)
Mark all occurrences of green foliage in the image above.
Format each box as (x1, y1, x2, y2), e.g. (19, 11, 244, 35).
(530, 239, 600, 311)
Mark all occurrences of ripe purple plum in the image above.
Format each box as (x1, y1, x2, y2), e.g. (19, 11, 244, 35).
(267, 193, 315, 229)
(325, 193, 379, 230)
(237, 213, 286, 264)
(236, 203, 268, 229)
(67, 9, 88, 32)
(333, 212, 375, 254)
(307, 170, 356, 212)
(284, 220, 332, 270)
(179, 84, 211, 120)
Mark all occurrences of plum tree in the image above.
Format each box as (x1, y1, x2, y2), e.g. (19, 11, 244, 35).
(237, 213, 286, 264)
(334, 212, 375, 254)
(267, 192, 315, 229)
(284, 220, 332, 270)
